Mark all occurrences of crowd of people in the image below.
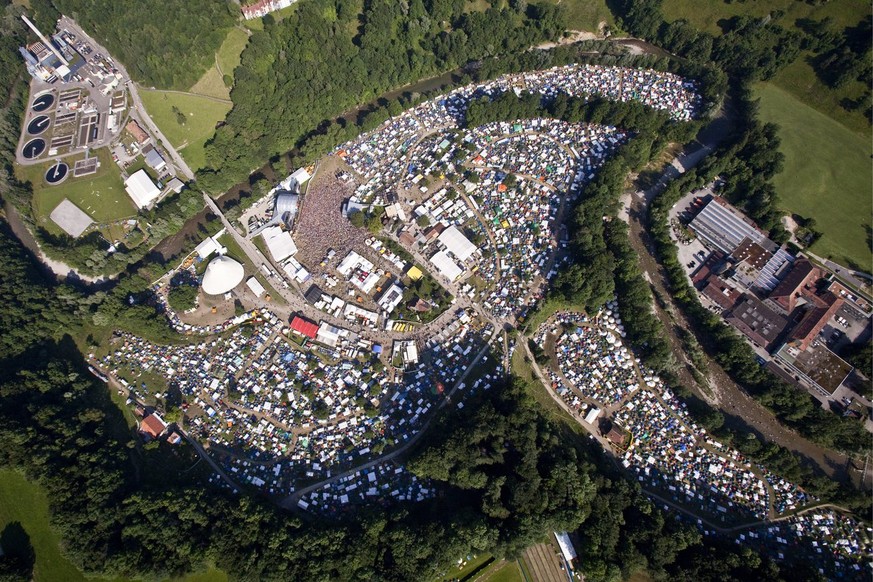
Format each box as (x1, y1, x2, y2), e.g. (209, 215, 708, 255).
(294, 168, 366, 268)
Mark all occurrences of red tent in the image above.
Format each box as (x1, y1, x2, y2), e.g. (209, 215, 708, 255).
(290, 315, 318, 339)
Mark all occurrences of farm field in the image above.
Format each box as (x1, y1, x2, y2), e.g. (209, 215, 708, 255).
(0, 469, 227, 582)
(484, 561, 525, 582)
(139, 90, 231, 172)
(756, 83, 872, 269)
(16, 148, 135, 229)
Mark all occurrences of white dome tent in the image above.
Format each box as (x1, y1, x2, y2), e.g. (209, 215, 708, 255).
(201, 255, 245, 295)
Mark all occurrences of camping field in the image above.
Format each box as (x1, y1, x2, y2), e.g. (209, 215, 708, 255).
(756, 83, 872, 269)
(16, 148, 136, 229)
(139, 90, 231, 172)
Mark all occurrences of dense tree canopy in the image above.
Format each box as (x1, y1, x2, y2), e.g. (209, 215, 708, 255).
(44, 0, 237, 89)
(198, 0, 566, 193)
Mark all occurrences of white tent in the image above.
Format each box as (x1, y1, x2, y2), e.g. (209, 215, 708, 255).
(202, 255, 244, 295)
(246, 277, 266, 297)
(429, 250, 463, 281)
(438, 225, 478, 261)
(125, 169, 161, 208)
(261, 225, 298, 262)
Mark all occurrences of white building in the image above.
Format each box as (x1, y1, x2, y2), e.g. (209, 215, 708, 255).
(393, 340, 419, 365)
(261, 225, 298, 262)
(124, 169, 161, 208)
(194, 234, 224, 260)
(438, 225, 478, 261)
(376, 282, 404, 314)
(430, 250, 463, 282)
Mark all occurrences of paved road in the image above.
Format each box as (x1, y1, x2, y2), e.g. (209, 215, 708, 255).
(58, 17, 195, 181)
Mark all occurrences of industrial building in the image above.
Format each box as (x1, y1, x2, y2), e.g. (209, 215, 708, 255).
(774, 343, 853, 397)
(724, 294, 787, 352)
(688, 196, 770, 254)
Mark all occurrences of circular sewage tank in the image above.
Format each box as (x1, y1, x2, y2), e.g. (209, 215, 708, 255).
(45, 162, 69, 185)
(31, 94, 54, 112)
(27, 115, 51, 136)
(22, 138, 46, 159)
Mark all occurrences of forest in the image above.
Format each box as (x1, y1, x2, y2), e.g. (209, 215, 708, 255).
(42, 0, 238, 89)
(196, 0, 566, 193)
(0, 224, 827, 579)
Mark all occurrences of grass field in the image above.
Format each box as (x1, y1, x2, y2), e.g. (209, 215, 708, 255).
(485, 561, 524, 582)
(660, 0, 871, 137)
(755, 83, 872, 269)
(189, 67, 231, 101)
(769, 55, 870, 138)
(15, 148, 136, 230)
(189, 27, 250, 101)
(542, 0, 614, 32)
(438, 553, 494, 581)
(217, 28, 250, 79)
(660, 0, 867, 37)
(0, 469, 228, 582)
(139, 90, 231, 172)
(0, 469, 100, 582)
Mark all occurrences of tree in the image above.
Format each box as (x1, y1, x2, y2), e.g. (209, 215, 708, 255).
(168, 284, 198, 311)
(348, 210, 366, 228)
